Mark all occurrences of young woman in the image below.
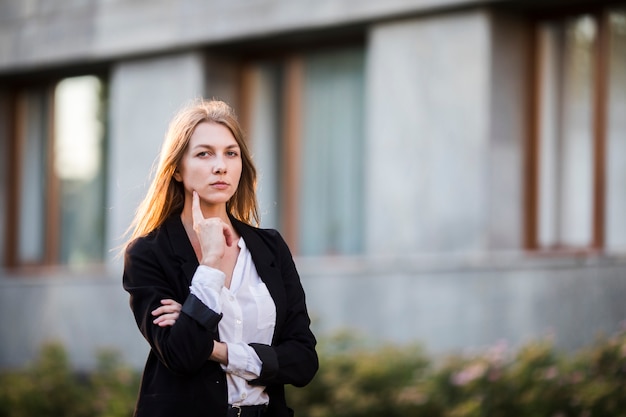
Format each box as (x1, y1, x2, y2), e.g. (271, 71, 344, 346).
(122, 99, 318, 417)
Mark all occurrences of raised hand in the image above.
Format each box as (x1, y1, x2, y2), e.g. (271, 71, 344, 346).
(191, 190, 234, 268)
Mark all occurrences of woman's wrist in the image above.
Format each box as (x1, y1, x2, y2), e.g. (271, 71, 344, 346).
(200, 255, 221, 268)
(191, 266, 225, 297)
(210, 341, 228, 365)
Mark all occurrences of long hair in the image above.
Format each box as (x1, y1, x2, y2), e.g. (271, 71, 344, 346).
(123, 99, 259, 248)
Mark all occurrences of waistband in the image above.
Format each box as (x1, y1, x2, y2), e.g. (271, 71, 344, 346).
(227, 404, 268, 417)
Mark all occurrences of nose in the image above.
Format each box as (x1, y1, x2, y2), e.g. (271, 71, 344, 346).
(213, 156, 226, 174)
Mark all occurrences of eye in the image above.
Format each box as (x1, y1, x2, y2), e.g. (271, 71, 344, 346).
(196, 151, 210, 158)
(227, 150, 240, 157)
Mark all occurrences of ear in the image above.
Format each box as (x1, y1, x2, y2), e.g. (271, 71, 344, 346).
(173, 169, 182, 182)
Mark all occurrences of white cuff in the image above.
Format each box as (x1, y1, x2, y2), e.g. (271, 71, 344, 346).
(221, 342, 263, 380)
(189, 265, 225, 313)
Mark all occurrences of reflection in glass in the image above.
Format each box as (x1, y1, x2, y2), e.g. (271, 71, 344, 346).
(54, 76, 106, 266)
(537, 16, 596, 248)
(300, 49, 364, 256)
(606, 10, 626, 249)
(17, 91, 47, 263)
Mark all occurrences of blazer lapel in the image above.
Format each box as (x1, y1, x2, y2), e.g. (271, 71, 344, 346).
(163, 214, 199, 285)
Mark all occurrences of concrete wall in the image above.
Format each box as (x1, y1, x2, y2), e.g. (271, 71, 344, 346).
(365, 9, 528, 254)
(1, 256, 625, 370)
(300, 254, 626, 354)
(366, 10, 492, 254)
(0, 0, 482, 73)
(0, 270, 147, 370)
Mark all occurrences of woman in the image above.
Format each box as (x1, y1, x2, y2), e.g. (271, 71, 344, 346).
(122, 99, 318, 417)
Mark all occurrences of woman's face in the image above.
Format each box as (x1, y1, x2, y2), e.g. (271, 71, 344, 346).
(174, 121, 242, 208)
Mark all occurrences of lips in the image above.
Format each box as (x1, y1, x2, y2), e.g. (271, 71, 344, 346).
(210, 181, 229, 190)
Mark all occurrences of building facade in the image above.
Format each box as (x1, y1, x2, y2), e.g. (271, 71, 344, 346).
(1, 0, 625, 369)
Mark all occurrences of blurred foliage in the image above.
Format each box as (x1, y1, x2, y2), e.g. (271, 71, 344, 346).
(287, 328, 626, 417)
(0, 343, 139, 417)
(1, 328, 625, 417)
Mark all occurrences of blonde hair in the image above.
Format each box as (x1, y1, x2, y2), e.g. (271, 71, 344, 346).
(124, 99, 259, 248)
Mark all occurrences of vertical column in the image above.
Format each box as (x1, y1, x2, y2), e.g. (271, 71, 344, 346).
(488, 12, 527, 250)
(365, 10, 492, 255)
(105, 52, 205, 265)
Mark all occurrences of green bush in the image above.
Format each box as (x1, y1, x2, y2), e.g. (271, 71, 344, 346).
(286, 328, 626, 417)
(1, 329, 625, 417)
(286, 331, 432, 417)
(0, 343, 139, 417)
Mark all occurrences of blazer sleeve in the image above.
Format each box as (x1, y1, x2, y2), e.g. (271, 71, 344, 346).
(249, 231, 319, 388)
(123, 236, 222, 375)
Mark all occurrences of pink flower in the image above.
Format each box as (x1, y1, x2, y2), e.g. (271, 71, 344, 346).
(569, 371, 583, 384)
(451, 362, 488, 386)
(484, 340, 509, 365)
(542, 366, 558, 380)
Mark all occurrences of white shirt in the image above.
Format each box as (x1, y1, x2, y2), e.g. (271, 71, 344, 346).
(189, 237, 276, 406)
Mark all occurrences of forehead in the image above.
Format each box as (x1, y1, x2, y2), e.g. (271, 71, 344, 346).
(188, 122, 238, 147)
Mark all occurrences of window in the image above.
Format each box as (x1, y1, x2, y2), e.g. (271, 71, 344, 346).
(526, 8, 626, 252)
(241, 46, 365, 256)
(605, 10, 626, 250)
(5, 75, 107, 268)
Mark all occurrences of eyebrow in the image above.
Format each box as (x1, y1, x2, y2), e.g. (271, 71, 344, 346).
(192, 143, 240, 151)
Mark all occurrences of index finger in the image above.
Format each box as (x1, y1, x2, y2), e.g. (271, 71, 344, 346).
(192, 191, 204, 225)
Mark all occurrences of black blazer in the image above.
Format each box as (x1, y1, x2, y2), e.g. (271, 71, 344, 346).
(123, 213, 318, 417)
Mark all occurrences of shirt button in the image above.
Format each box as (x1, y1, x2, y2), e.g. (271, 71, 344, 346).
(229, 296, 235, 301)
(241, 393, 247, 399)
(236, 319, 242, 325)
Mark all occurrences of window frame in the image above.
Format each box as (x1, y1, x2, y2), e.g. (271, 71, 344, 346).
(235, 36, 365, 255)
(3, 70, 108, 270)
(239, 54, 304, 253)
(5, 84, 58, 268)
(525, 7, 612, 253)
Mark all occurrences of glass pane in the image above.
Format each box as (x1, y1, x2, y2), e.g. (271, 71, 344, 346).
(537, 24, 560, 247)
(246, 64, 282, 229)
(299, 48, 365, 256)
(606, 10, 626, 250)
(54, 76, 106, 265)
(537, 16, 595, 248)
(17, 90, 48, 263)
